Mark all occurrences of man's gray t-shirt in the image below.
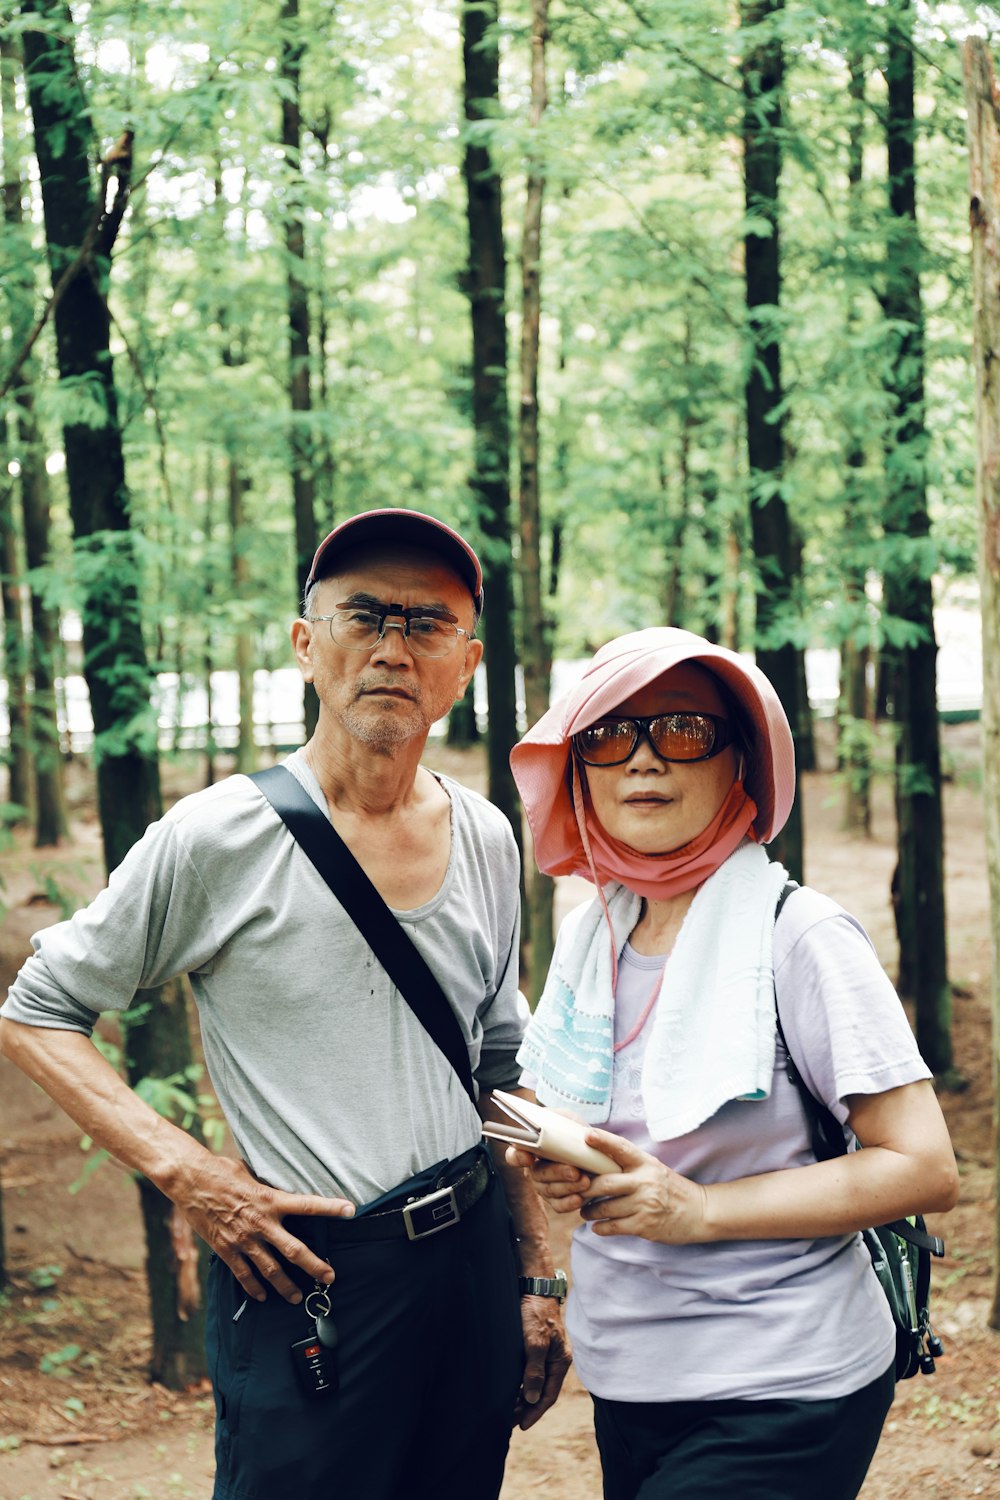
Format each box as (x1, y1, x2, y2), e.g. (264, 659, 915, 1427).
(2, 753, 524, 1205)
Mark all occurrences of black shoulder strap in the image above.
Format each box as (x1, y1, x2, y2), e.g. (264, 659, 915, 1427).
(250, 764, 477, 1105)
(773, 880, 847, 1163)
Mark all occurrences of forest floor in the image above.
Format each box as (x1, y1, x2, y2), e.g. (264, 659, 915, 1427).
(0, 724, 998, 1500)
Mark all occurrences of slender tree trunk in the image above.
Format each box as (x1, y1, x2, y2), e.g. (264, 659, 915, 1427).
(0, 479, 31, 817)
(312, 112, 337, 529)
(740, 0, 805, 881)
(840, 47, 873, 837)
(663, 320, 694, 628)
(21, 0, 207, 1384)
(882, 0, 951, 1073)
(214, 163, 256, 775)
(962, 35, 1000, 1327)
(3, 34, 67, 843)
(518, 0, 553, 1002)
(281, 0, 319, 736)
(229, 458, 256, 773)
(461, 0, 523, 855)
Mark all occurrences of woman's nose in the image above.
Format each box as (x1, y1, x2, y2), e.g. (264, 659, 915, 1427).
(625, 728, 666, 770)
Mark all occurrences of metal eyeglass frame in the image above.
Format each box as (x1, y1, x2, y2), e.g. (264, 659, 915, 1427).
(305, 602, 474, 658)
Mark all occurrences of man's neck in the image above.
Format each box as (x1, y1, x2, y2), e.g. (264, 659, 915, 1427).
(299, 728, 432, 817)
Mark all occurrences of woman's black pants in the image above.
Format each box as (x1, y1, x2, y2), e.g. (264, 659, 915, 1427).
(593, 1363, 896, 1500)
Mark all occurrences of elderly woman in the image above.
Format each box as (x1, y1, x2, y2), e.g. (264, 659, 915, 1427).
(507, 627, 957, 1500)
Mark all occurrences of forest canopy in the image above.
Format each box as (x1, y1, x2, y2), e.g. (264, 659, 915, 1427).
(0, 0, 993, 676)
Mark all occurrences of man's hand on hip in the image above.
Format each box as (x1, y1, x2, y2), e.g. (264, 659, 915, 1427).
(180, 1154, 355, 1302)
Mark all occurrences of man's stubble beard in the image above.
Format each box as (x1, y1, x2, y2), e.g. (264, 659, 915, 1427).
(339, 680, 432, 751)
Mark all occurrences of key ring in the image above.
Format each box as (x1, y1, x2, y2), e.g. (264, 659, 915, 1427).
(304, 1288, 332, 1320)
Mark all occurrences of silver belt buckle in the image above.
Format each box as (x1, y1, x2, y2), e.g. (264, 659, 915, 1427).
(402, 1184, 460, 1241)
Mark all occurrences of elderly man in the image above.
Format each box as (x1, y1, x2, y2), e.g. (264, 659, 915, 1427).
(0, 507, 569, 1500)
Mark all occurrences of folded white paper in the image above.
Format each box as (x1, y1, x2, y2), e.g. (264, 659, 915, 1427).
(482, 1090, 621, 1175)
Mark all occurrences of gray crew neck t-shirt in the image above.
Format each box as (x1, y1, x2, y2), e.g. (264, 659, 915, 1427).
(2, 753, 524, 1205)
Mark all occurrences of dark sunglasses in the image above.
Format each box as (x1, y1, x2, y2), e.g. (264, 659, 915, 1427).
(573, 712, 735, 767)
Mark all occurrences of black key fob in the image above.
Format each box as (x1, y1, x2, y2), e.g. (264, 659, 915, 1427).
(290, 1333, 338, 1397)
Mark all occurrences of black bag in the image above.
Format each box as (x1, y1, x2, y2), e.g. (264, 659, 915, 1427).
(775, 882, 946, 1380)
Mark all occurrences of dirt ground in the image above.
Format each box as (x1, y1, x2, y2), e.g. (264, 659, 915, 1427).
(0, 726, 998, 1500)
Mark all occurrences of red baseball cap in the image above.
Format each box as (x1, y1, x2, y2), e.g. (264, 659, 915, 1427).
(305, 508, 484, 614)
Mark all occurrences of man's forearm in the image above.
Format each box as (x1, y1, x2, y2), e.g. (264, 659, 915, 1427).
(0, 1018, 212, 1192)
(479, 1086, 555, 1277)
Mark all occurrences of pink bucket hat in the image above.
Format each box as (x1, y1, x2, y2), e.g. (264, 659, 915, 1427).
(510, 627, 796, 879)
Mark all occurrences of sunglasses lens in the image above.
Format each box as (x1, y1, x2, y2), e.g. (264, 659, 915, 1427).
(648, 715, 718, 760)
(576, 721, 638, 765)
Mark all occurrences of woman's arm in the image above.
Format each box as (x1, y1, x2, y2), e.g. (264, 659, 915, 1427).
(510, 1079, 958, 1244)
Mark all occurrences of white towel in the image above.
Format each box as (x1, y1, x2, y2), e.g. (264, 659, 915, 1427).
(517, 843, 789, 1141)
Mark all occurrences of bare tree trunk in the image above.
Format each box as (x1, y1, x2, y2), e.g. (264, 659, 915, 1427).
(740, 0, 805, 881)
(839, 46, 874, 837)
(518, 0, 554, 1002)
(882, 0, 951, 1073)
(229, 457, 256, 773)
(214, 162, 256, 775)
(461, 0, 523, 858)
(0, 482, 31, 817)
(3, 34, 66, 843)
(962, 34, 1000, 1331)
(21, 0, 207, 1385)
(281, 0, 319, 737)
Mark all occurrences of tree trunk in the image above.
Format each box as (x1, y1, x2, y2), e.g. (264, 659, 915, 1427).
(0, 479, 32, 818)
(882, 0, 951, 1073)
(461, 0, 523, 856)
(229, 457, 256, 774)
(281, 0, 319, 738)
(21, 0, 207, 1384)
(517, 0, 554, 1002)
(962, 34, 1000, 1329)
(447, 680, 480, 746)
(212, 162, 257, 776)
(839, 46, 874, 838)
(740, 0, 804, 882)
(3, 34, 67, 843)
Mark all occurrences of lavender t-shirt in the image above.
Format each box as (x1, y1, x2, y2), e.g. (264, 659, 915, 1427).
(525, 885, 929, 1402)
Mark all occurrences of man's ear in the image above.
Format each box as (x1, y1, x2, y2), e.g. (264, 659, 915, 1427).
(290, 618, 314, 682)
(455, 637, 484, 698)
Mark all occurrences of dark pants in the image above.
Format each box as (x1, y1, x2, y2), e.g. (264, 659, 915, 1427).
(208, 1156, 522, 1500)
(592, 1363, 895, 1500)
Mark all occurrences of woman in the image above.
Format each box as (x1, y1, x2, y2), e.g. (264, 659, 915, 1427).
(507, 627, 958, 1500)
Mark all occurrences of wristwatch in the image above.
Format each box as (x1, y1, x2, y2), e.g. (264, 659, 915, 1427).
(518, 1269, 568, 1303)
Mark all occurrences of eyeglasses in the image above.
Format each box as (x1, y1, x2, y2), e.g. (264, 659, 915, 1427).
(306, 602, 474, 659)
(573, 713, 735, 767)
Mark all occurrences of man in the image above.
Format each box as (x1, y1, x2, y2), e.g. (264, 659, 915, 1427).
(0, 507, 569, 1500)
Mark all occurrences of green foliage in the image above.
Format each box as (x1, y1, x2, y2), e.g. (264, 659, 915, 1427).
(38, 1341, 83, 1375)
(26, 1263, 64, 1290)
(28, 868, 83, 921)
(0, 0, 987, 706)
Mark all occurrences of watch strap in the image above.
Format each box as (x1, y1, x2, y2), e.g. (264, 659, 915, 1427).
(518, 1270, 568, 1301)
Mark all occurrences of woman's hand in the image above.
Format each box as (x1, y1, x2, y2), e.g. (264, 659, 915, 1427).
(509, 1131, 711, 1244)
(505, 1144, 594, 1214)
(574, 1130, 710, 1243)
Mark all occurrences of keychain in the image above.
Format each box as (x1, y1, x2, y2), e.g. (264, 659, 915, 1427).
(289, 1278, 338, 1397)
(305, 1283, 339, 1348)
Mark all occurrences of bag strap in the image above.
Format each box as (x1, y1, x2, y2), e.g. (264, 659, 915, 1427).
(250, 764, 477, 1106)
(774, 880, 945, 1258)
(773, 881, 846, 1163)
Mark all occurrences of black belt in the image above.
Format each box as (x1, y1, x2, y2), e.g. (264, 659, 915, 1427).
(311, 1153, 492, 1244)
